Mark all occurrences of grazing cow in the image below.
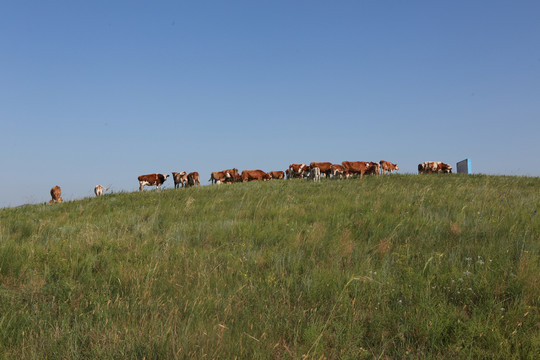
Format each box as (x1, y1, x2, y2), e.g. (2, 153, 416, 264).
(310, 162, 333, 178)
(285, 169, 291, 179)
(241, 170, 271, 182)
(380, 160, 399, 174)
(438, 162, 453, 173)
(268, 171, 285, 180)
(138, 173, 169, 191)
(209, 171, 230, 185)
(419, 161, 437, 174)
(50, 186, 63, 203)
(187, 172, 200, 187)
(94, 184, 111, 197)
(342, 161, 370, 179)
(288, 164, 310, 179)
(330, 164, 346, 179)
(309, 167, 321, 182)
(418, 161, 453, 174)
(172, 172, 188, 188)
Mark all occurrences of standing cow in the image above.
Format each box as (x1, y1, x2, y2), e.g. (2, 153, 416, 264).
(138, 173, 169, 191)
(310, 162, 333, 178)
(380, 160, 399, 174)
(309, 167, 321, 182)
(187, 172, 200, 187)
(94, 184, 111, 197)
(172, 172, 188, 188)
(50, 186, 63, 203)
(288, 164, 310, 179)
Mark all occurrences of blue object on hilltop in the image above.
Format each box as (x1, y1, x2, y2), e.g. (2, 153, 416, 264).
(457, 159, 472, 174)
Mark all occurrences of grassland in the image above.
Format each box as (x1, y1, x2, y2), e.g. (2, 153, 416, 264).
(0, 174, 539, 359)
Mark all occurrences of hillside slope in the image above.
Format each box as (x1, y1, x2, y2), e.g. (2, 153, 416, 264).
(0, 175, 539, 359)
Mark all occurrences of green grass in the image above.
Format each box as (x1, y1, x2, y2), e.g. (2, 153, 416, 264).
(0, 174, 539, 359)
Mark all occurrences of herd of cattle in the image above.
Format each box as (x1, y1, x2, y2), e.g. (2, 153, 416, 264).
(48, 160, 453, 203)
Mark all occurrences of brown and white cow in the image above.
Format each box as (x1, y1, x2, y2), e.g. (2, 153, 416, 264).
(342, 161, 370, 179)
(222, 168, 240, 182)
(241, 170, 272, 182)
(310, 162, 333, 178)
(50, 186, 63, 203)
(187, 172, 200, 187)
(138, 173, 169, 191)
(288, 164, 310, 179)
(380, 160, 399, 174)
(209, 171, 230, 185)
(268, 171, 285, 180)
(330, 164, 346, 179)
(366, 162, 381, 176)
(94, 184, 111, 197)
(438, 162, 453, 173)
(418, 161, 452, 174)
(172, 172, 188, 188)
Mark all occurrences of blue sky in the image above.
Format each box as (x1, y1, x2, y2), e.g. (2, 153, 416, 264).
(1, 1, 539, 207)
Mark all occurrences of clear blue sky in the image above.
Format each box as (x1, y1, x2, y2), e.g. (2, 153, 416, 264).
(1, 1, 539, 207)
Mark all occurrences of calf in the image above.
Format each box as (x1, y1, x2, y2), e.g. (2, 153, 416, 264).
(138, 173, 169, 191)
(50, 186, 63, 203)
(172, 172, 188, 188)
(380, 160, 399, 174)
(309, 167, 321, 182)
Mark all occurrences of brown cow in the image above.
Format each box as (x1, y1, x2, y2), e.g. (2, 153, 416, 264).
(380, 160, 399, 174)
(342, 161, 370, 179)
(138, 173, 169, 191)
(310, 162, 333, 178)
(222, 168, 240, 182)
(49, 186, 63, 203)
(241, 170, 271, 182)
(330, 164, 346, 179)
(172, 172, 188, 188)
(268, 171, 285, 180)
(288, 164, 310, 179)
(209, 171, 230, 185)
(187, 172, 200, 187)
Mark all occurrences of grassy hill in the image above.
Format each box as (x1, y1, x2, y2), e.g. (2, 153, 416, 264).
(0, 174, 539, 359)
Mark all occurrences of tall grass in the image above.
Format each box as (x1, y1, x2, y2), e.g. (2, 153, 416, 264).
(0, 174, 538, 359)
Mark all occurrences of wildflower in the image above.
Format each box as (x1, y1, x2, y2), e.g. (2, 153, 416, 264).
(465, 257, 472, 262)
(398, 300, 402, 304)
(501, 308, 505, 311)
(458, 277, 464, 282)
(463, 271, 472, 276)
(477, 259, 484, 265)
